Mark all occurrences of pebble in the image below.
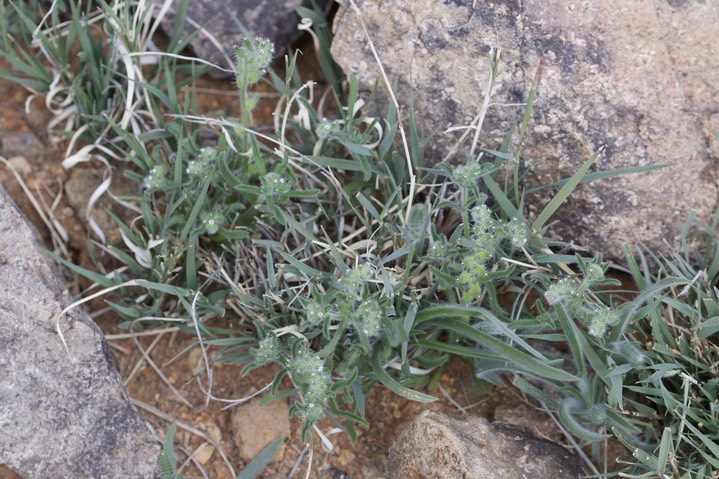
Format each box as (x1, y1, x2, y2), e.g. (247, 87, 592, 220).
(7, 156, 31, 176)
(231, 395, 290, 463)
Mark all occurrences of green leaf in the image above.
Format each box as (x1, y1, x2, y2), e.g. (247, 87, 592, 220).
(272, 247, 324, 279)
(694, 316, 719, 339)
(356, 191, 381, 221)
(47, 251, 116, 288)
(414, 304, 491, 326)
(657, 427, 673, 475)
(422, 318, 579, 382)
(512, 376, 558, 408)
(532, 148, 601, 232)
(525, 163, 673, 194)
(681, 421, 719, 469)
(370, 347, 436, 403)
(180, 178, 211, 243)
(483, 174, 519, 220)
(308, 155, 379, 173)
(554, 303, 586, 377)
(158, 422, 183, 479)
(417, 339, 503, 361)
(236, 436, 285, 479)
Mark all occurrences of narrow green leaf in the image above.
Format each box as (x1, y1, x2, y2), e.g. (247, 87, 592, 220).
(47, 251, 116, 288)
(370, 348, 436, 403)
(484, 174, 519, 219)
(681, 421, 719, 468)
(532, 148, 601, 232)
(282, 211, 315, 241)
(525, 163, 673, 194)
(422, 318, 579, 382)
(512, 376, 558, 408)
(180, 178, 210, 243)
(414, 304, 490, 326)
(236, 436, 285, 479)
(657, 427, 672, 475)
(356, 192, 381, 221)
(272, 247, 324, 278)
(308, 155, 378, 173)
(554, 303, 586, 376)
(559, 399, 611, 441)
(401, 303, 418, 362)
(417, 339, 503, 361)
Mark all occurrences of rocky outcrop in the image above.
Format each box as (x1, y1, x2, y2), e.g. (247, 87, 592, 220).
(0, 185, 158, 478)
(385, 410, 583, 479)
(331, 0, 719, 261)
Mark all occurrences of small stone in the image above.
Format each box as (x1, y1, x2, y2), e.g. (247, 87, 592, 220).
(385, 411, 583, 479)
(194, 443, 215, 465)
(206, 421, 223, 443)
(231, 396, 290, 463)
(7, 156, 31, 176)
(0, 131, 45, 160)
(187, 346, 203, 375)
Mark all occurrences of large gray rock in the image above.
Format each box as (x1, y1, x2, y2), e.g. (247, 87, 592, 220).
(160, 0, 330, 79)
(331, 0, 719, 261)
(0, 186, 158, 478)
(385, 411, 583, 479)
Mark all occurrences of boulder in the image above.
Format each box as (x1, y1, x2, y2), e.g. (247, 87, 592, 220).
(0, 185, 158, 478)
(385, 410, 583, 479)
(331, 0, 719, 261)
(160, 0, 330, 79)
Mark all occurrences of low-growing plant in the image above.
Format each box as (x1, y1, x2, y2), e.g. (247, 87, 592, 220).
(7, 2, 719, 478)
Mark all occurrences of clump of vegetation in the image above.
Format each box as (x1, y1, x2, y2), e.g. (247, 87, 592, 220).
(2, 1, 718, 478)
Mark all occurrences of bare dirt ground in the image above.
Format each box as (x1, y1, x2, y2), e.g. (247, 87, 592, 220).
(0, 39, 612, 478)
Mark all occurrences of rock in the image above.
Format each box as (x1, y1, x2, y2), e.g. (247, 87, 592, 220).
(385, 410, 583, 479)
(194, 421, 223, 465)
(160, 0, 330, 79)
(0, 185, 159, 478)
(231, 395, 290, 463)
(331, 0, 719, 261)
(0, 131, 46, 161)
(194, 443, 214, 465)
(6, 157, 31, 176)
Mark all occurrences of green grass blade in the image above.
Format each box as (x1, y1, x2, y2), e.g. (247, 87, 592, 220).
(525, 163, 673, 194)
(236, 436, 285, 479)
(417, 339, 503, 361)
(532, 148, 601, 232)
(554, 303, 586, 376)
(413, 304, 490, 326)
(422, 318, 579, 382)
(179, 178, 210, 243)
(484, 174, 519, 220)
(370, 347, 436, 403)
(657, 427, 672, 475)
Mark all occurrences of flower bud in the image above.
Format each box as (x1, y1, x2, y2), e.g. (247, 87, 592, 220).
(234, 38, 274, 87)
(143, 164, 170, 191)
(200, 210, 225, 235)
(253, 334, 281, 366)
(260, 172, 291, 197)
